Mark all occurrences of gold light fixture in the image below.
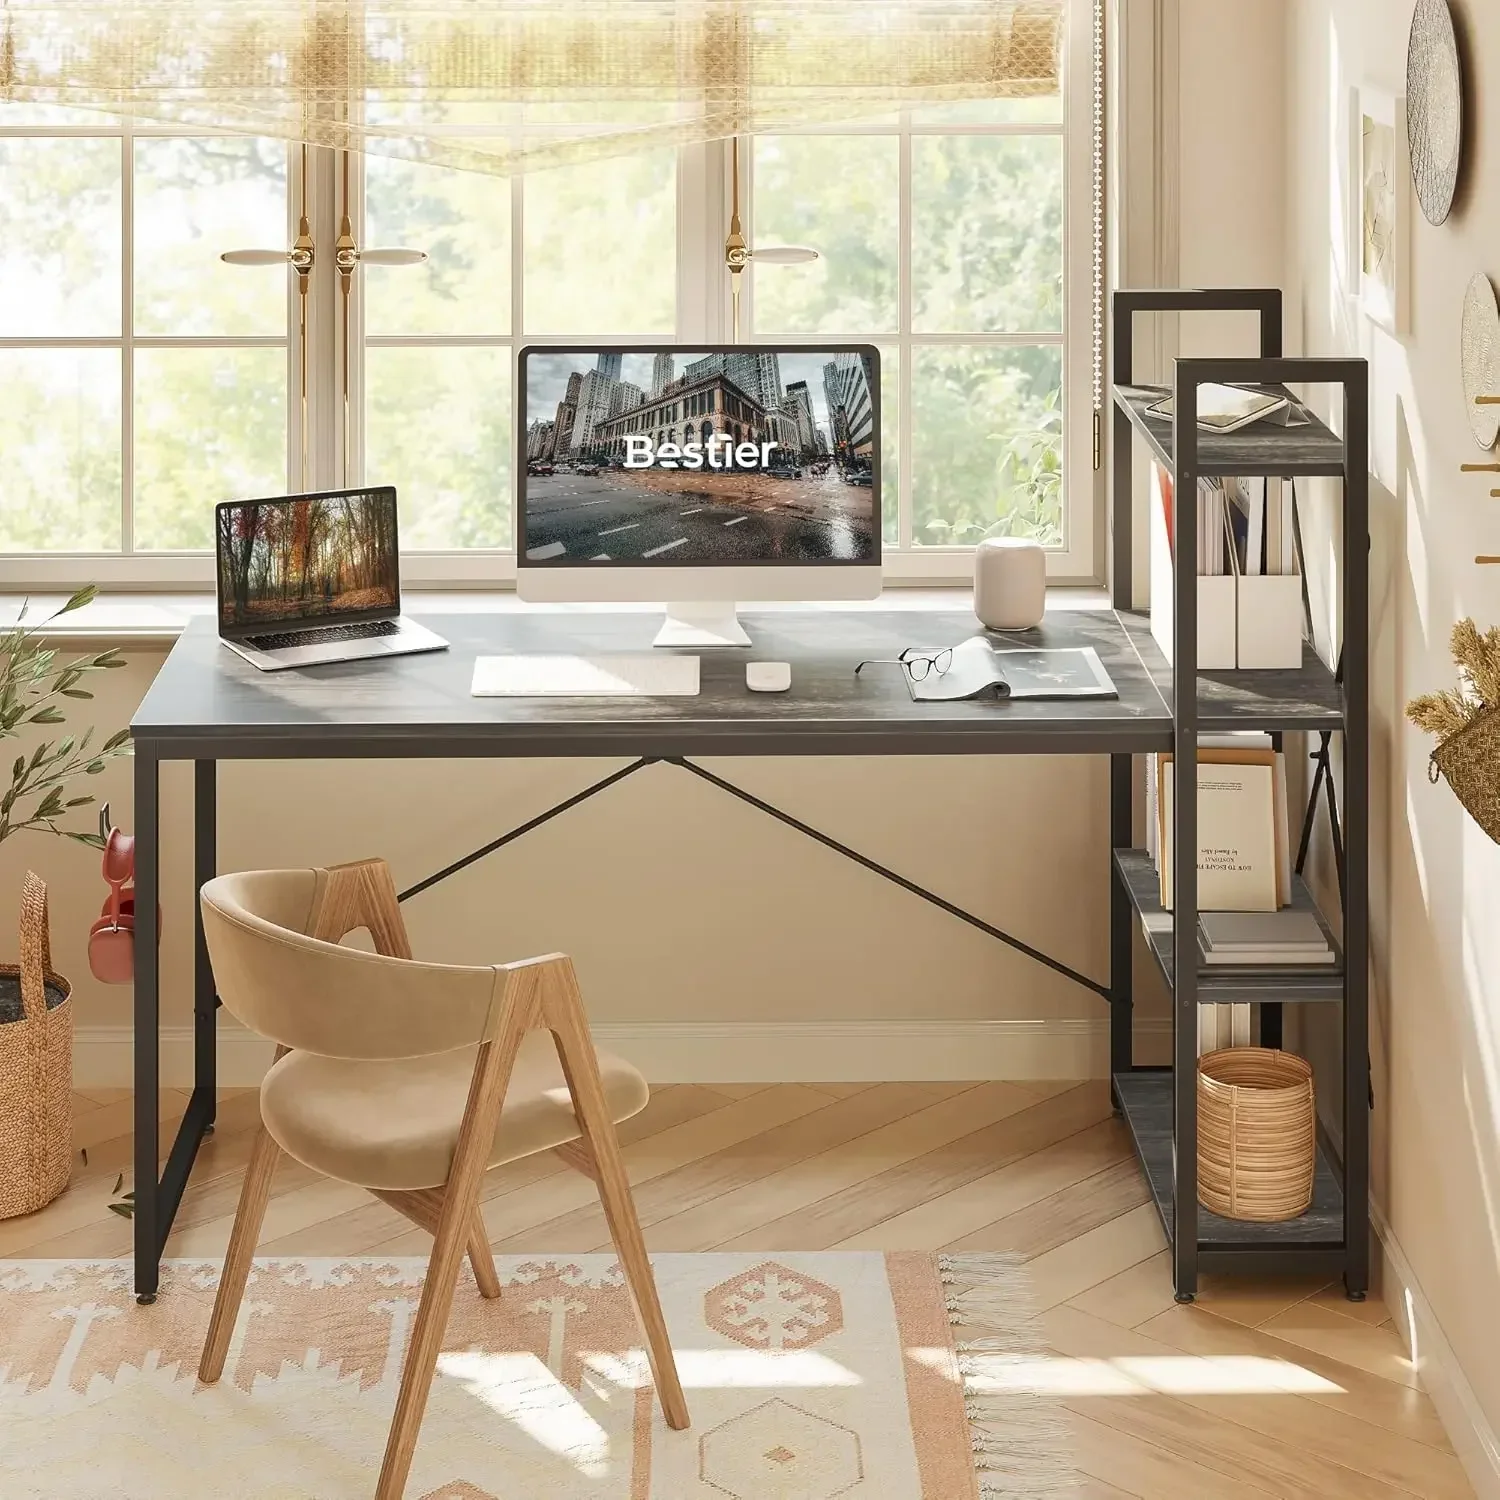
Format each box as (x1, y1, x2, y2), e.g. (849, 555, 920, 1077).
(725, 136, 818, 340)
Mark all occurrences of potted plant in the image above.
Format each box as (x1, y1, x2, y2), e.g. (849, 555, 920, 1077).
(0, 587, 130, 1219)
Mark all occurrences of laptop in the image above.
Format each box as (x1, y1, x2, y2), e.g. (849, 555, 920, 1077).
(215, 487, 448, 671)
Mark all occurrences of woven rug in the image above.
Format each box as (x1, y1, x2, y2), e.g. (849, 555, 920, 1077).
(0, 1252, 1075, 1499)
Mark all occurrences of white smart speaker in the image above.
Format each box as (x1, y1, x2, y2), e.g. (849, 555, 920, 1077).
(973, 537, 1046, 630)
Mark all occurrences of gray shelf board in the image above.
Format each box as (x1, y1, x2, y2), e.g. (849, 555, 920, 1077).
(1115, 385, 1349, 476)
(1118, 613, 1345, 732)
(1114, 1071, 1346, 1248)
(1114, 849, 1345, 1003)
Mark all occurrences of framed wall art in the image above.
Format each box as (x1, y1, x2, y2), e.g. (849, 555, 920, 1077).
(1349, 87, 1410, 334)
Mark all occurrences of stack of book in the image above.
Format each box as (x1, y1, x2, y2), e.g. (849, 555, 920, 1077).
(1199, 910, 1335, 967)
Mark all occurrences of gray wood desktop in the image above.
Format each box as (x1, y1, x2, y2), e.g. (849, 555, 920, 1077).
(126, 603, 1334, 1300)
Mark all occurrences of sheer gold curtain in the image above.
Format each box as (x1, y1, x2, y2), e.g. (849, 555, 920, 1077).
(0, 1, 1063, 174)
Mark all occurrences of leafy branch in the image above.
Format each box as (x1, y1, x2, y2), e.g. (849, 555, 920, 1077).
(923, 391, 1064, 546)
(0, 587, 131, 846)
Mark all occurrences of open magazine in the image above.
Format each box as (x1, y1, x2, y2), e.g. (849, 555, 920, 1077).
(905, 637, 1118, 702)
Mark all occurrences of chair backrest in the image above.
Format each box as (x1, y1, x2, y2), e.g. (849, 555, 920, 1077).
(200, 862, 501, 1060)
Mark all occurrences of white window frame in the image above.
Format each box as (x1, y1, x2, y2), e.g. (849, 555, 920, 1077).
(1, 0, 1097, 590)
(0, 118, 300, 587)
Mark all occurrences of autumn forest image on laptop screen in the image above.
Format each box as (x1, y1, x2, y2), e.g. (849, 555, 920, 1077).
(216, 491, 401, 630)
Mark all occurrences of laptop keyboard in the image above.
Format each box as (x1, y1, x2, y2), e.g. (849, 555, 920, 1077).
(246, 619, 402, 651)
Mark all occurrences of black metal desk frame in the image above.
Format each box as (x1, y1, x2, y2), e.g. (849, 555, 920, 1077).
(133, 606, 1173, 1303)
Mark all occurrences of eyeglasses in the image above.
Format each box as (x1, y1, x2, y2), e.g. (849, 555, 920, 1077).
(854, 645, 954, 682)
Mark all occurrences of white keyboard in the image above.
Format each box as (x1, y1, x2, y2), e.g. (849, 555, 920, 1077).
(471, 653, 701, 697)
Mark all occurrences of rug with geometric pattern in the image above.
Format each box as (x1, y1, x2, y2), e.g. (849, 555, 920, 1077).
(0, 1252, 1076, 1499)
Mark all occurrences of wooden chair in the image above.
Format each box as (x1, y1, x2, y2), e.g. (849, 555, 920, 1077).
(195, 858, 689, 1500)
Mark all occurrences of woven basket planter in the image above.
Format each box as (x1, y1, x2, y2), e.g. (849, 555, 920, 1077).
(0, 874, 73, 1220)
(1197, 1047, 1315, 1222)
(1430, 705, 1500, 844)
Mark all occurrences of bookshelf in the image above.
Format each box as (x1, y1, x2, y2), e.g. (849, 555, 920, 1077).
(1108, 288, 1369, 1302)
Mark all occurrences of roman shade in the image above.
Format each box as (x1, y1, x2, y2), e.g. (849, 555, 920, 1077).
(0, 0, 1064, 175)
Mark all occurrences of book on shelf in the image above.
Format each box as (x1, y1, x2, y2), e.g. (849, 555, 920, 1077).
(1147, 461, 1303, 669)
(1199, 909, 1335, 966)
(1198, 1003, 1253, 1055)
(1146, 735, 1290, 902)
(1149, 466, 1297, 580)
(1156, 746, 1282, 912)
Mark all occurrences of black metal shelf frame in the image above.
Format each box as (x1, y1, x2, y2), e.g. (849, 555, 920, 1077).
(1107, 287, 1369, 1303)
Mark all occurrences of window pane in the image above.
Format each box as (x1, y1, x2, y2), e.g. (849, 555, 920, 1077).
(752, 136, 898, 335)
(913, 135, 1063, 333)
(912, 344, 1062, 547)
(0, 350, 121, 550)
(365, 155, 511, 336)
(523, 153, 674, 335)
(365, 346, 512, 548)
(134, 348, 287, 549)
(134, 138, 287, 337)
(0, 137, 121, 336)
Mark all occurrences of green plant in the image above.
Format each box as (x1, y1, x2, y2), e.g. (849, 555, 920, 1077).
(1, 587, 131, 847)
(1407, 618, 1500, 741)
(922, 390, 1064, 546)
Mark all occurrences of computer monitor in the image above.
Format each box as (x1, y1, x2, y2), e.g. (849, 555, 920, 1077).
(517, 344, 881, 645)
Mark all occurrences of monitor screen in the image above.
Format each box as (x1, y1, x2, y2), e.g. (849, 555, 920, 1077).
(518, 345, 879, 567)
(215, 488, 400, 632)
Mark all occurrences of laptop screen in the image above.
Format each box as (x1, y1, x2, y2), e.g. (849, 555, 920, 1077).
(215, 488, 401, 634)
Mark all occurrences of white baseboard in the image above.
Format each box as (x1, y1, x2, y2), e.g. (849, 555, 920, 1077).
(73, 1016, 1172, 1089)
(1374, 1202, 1500, 1498)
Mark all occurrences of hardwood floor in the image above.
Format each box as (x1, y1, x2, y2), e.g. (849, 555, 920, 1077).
(7, 1080, 1472, 1499)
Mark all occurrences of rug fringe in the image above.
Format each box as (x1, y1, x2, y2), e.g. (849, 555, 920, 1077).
(939, 1252, 1078, 1497)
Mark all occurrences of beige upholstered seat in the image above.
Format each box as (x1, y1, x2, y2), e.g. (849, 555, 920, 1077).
(194, 858, 688, 1500)
(261, 1035, 649, 1190)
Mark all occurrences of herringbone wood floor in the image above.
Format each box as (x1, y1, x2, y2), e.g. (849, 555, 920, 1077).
(3, 1080, 1474, 1499)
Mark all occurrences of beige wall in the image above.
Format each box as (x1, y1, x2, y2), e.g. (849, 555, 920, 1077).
(1286, 0, 1500, 1457)
(1178, 1, 1289, 357)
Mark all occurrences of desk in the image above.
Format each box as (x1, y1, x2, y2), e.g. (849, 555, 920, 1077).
(126, 604, 1336, 1300)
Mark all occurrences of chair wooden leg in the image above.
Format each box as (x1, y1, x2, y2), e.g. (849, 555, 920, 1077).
(376, 972, 537, 1500)
(579, 1110, 690, 1431)
(540, 962, 690, 1432)
(199, 1126, 281, 1384)
(468, 1214, 501, 1300)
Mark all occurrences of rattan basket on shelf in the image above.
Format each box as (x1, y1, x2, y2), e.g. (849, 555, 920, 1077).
(1197, 1047, 1315, 1222)
(1430, 705, 1500, 843)
(0, 873, 73, 1220)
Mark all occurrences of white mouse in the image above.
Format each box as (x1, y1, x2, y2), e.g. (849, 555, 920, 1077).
(746, 661, 792, 693)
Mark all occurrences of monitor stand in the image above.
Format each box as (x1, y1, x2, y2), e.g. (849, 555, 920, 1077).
(653, 602, 751, 648)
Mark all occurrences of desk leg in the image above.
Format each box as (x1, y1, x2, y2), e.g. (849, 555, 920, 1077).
(133, 751, 161, 1303)
(194, 761, 218, 1125)
(1109, 753, 1134, 1077)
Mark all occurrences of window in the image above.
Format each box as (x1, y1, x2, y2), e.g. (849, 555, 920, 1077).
(0, 114, 290, 580)
(0, 4, 1093, 586)
(747, 0, 1094, 578)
